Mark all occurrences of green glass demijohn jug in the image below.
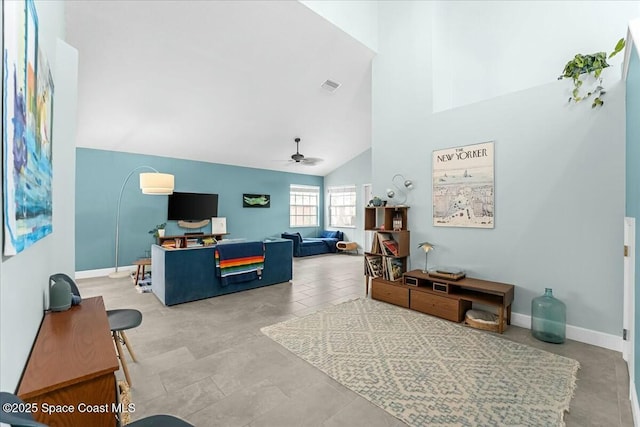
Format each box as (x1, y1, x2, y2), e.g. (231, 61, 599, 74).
(531, 288, 566, 344)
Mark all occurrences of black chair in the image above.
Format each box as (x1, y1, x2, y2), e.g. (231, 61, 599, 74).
(49, 273, 143, 386)
(0, 392, 193, 427)
(108, 308, 143, 386)
(0, 392, 46, 427)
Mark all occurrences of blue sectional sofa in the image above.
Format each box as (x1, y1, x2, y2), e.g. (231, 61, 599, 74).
(281, 230, 344, 257)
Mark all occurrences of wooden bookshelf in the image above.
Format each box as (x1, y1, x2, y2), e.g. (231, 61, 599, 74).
(364, 207, 409, 290)
(364, 206, 408, 231)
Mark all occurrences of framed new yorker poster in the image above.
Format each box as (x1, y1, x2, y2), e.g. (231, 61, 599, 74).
(432, 141, 494, 229)
(3, 0, 55, 255)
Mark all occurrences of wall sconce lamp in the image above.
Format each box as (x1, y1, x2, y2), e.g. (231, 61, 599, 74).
(417, 241, 435, 273)
(386, 174, 414, 206)
(109, 166, 175, 279)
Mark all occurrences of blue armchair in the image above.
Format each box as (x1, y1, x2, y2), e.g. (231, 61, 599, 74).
(281, 230, 344, 257)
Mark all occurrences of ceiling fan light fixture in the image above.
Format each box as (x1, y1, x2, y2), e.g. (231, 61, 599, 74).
(321, 79, 341, 93)
(288, 137, 322, 166)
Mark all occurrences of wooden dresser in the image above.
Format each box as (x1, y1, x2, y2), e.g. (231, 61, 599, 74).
(17, 296, 120, 426)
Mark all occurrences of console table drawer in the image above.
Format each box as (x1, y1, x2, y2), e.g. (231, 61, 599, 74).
(371, 279, 409, 308)
(410, 291, 469, 322)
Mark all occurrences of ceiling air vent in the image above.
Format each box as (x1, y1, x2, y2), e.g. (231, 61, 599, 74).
(321, 79, 341, 93)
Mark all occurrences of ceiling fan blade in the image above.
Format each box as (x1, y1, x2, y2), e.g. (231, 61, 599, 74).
(300, 157, 323, 165)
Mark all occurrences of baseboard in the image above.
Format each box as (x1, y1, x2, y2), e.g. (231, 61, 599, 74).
(631, 381, 640, 426)
(72, 272, 625, 352)
(510, 312, 622, 352)
(75, 265, 136, 279)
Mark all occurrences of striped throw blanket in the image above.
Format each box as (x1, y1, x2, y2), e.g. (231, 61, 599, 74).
(215, 241, 265, 286)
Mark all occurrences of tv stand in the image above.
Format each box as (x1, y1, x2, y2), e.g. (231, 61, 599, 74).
(157, 233, 228, 249)
(371, 270, 515, 333)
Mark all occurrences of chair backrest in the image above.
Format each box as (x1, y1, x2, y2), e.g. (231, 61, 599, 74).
(0, 392, 48, 427)
(49, 273, 80, 298)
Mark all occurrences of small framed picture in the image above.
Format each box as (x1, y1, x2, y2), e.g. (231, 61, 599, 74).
(211, 217, 227, 234)
(243, 194, 270, 208)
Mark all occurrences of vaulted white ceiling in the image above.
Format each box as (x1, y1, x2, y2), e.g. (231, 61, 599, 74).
(65, 1, 375, 176)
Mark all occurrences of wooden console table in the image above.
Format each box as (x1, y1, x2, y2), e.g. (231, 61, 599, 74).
(17, 297, 119, 426)
(371, 269, 515, 333)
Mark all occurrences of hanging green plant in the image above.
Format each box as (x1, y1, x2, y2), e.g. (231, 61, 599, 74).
(558, 38, 625, 108)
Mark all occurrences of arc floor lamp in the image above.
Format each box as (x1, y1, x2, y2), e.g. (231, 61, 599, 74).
(108, 166, 175, 279)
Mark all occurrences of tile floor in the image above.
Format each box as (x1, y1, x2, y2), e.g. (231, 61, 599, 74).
(78, 254, 634, 426)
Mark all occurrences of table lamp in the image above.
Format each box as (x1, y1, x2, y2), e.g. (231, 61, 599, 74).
(417, 241, 435, 273)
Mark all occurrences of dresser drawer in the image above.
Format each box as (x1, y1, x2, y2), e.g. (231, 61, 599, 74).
(371, 279, 409, 308)
(410, 291, 469, 322)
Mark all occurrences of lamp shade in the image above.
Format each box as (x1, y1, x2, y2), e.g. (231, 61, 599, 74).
(418, 241, 435, 252)
(140, 172, 174, 195)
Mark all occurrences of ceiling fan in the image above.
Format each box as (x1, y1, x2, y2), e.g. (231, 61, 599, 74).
(289, 137, 322, 166)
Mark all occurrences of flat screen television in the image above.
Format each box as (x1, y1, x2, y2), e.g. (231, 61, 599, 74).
(167, 192, 218, 220)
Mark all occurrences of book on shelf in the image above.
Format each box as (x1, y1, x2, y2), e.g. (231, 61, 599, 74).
(370, 234, 380, 254)
(382, 239, 399, 256)
(186, 238, 202, 247)
(202, 237, 216, 246)
(386, 257, 404, 281)
(377, 232, 398, 256)
(365, 255, 384, 278)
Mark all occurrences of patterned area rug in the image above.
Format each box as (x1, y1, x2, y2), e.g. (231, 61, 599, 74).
(261, 298, 579, 427)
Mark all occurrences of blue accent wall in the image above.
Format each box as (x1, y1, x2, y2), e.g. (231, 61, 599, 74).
(628, 44, 640, 393)
(76, 148, 323, 271)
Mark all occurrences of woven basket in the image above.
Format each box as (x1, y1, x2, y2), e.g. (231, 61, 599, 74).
(464, 309, 500, 333)
(118, 380, 131, 425)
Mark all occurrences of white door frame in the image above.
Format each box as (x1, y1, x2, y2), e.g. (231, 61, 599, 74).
(363, 184, 372, 252)
(624, 217, 635, 383)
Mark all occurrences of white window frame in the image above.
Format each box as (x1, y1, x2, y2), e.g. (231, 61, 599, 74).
(290, 184, 320, 227)
(328, 185, 357, 228)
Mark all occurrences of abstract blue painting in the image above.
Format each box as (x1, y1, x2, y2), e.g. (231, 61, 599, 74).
(3, 0, 55, 255)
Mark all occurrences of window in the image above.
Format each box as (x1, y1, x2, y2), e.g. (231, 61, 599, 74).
(328, 185, 356, 228)
(290, 185, 320, 227)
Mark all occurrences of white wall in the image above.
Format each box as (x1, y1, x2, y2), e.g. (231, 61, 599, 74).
(0, 1, 77, 392)
(373, 1, 626, 337)
(324, 149, 372, 250)
(300, 0, 378, 52)
(432, 1, 639, 112)
(52, 40, 78, 275)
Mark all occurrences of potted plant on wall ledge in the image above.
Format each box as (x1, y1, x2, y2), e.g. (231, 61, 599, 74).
(558, 38, 625, 108)
(148, 223, 166, 239)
